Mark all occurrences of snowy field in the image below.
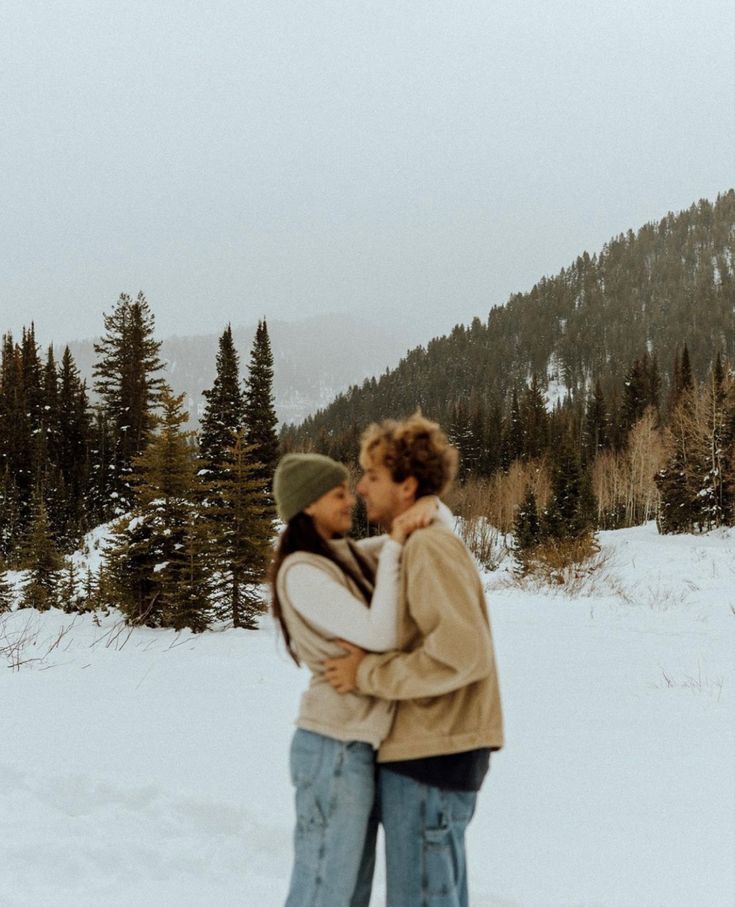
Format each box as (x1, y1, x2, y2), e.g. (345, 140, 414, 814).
(1, 523, 733, 906)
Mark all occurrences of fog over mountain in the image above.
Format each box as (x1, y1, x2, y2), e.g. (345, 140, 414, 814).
(2, 1, 733, 347)
(58, 313, 415, 427)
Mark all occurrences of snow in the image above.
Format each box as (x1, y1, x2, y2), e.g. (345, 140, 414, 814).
(1, 523, 734, 906)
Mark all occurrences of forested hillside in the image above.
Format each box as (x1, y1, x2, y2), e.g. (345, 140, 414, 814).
(284, 192, 734, 456)
(283, 192, 735, 545)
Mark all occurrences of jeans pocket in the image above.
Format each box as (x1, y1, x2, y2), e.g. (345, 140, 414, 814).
(423, 821, 454, 900)
(448, 789, 476, 825)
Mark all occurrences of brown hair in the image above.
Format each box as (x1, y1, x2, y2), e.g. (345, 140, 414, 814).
(269, 513, 375, 666)
(360, 411, 458, 497)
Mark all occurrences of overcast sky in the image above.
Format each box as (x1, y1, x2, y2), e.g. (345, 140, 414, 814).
(1, 0, 733, 350)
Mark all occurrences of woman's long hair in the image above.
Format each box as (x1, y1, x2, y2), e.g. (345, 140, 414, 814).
(269, 512, 375, 666)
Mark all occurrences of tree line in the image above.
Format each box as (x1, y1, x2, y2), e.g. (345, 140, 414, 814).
(284, 336, 735, 571)
(0, 294, 278, 629)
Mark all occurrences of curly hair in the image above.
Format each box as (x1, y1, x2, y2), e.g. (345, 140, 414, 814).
(359, 412, 458, 497)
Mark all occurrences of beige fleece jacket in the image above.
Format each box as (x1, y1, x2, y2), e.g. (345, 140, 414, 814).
(355, 522, 504, 762)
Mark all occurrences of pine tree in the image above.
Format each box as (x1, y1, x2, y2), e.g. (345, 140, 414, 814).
(88, 409, 114, 526)
(40, 344, 66, 538)
(205, 429, 271, 628)
(20, 490, 63, 611)
(502, 387, 523, 468)
(243, 319, 279, 502)
(668, 344, 694, 414)
(0, 470, 22, 563)
(656, 364, 735, 532)
(0, 563, 14, 612)
(56, 347, 92, 546)
(512, 488, 541, 574)
(105, 386, 212, 629)
(93, 291, 165, 513)
(83, 567, 99, 611)
(449, 400, 479, 480)
(543, 439, 596, 541)
(199, 324, 244, 476)
(655, 442, 692, 533)
(57, 558, 85, 613)
(520, 374, 548, 460)
(622, 355, 648, 433)
(583, 379, 608, 463)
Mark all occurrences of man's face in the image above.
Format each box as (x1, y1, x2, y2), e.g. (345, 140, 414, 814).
(356, 456, 411, 528)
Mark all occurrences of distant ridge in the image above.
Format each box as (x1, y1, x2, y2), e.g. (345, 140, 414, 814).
(57, 313, 414, 427)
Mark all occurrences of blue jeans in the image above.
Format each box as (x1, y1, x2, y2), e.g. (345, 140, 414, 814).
(285, 729, 377, 907)
(377, 768, 477, 907)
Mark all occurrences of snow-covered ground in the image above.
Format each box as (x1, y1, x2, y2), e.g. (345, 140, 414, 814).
(1, 523, 733, 906)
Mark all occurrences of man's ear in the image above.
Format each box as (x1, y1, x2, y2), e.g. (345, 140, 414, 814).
(400, 475, 418, 501)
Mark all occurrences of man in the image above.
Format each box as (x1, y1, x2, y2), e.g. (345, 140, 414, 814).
(324, 412, 503, 907)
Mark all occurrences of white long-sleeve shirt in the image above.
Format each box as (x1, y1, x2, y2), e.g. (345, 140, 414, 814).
(283, 502, 455, 652)
(283, 538, 402, 651)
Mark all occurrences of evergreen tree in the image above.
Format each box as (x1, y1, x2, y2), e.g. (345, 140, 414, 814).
(93, 291, 164, 513)
(20, 490, 63, 611)
(205, 429, 271, 628)
(680, 344, 693, 394)
(468, 404, 488, 476)
(105, 387, 211, 629)
(520, 374, 549, 460)
(199, 324, 244, 476)
(655, 439, 693, 533)
(88, 409, 114, 526)
(82, 567, 99, 611)
(481, 397, 503, 476)
(0, 563, 14, 612)
(512, 488, 541, 574)
(56, 347, 92, 546)
(656, 364, 735, 532)
(243, 319, 279, 501)
(620, 351, 661, 440)
(40, 344, 67, 539)
(583, 379, 608, 463)
(41, 345, 60, 469)
(543, 439, 596, 541)
(0, 471, 22, 563)
(502, 387, 523, 468)
(449, 400, 479, 480)
(668, 343, 693, 414)
(57, 558, 85, 613)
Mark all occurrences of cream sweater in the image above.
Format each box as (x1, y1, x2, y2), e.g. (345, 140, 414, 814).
(277, 537, 396, 748)
(282, 538, 402, 651)
(277, 503, 455, 748)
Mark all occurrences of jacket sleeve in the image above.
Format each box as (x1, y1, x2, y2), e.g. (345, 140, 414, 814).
(282, 540, 402, 651)
(355, 530, 493, 700)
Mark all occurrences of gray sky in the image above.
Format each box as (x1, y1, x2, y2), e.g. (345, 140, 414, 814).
(2, 0, 733, 350)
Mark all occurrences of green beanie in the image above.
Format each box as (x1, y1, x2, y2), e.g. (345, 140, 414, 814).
(273, 453, 350, 523)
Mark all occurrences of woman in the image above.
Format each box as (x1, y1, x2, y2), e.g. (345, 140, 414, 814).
(271, 452, 447, 907)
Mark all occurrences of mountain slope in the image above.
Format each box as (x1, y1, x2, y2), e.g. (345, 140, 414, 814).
(286, 191, 734, 445)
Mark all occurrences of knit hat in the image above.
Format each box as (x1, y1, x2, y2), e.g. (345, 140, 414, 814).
(273, 453, 350, 523)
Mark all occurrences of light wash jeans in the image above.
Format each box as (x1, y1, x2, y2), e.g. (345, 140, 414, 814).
(285, 728, 377, 907)
(377, 768, 477, 907)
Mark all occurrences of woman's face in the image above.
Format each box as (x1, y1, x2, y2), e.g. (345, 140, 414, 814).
(304, 481, 356, 539)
